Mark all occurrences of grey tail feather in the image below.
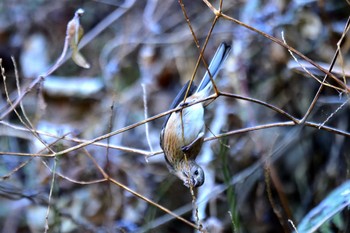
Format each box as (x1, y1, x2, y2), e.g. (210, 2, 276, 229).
(196, 42, 231, 94)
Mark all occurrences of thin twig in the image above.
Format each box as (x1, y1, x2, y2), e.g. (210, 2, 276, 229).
(281, 33, 343, 92)
(108, 176, 199, 230)
(1, 134, 69, 180)
(10, 57, 54, 154)
(44, 155, 57, 233)
(142, 83, 153, 159)
(0, 2, 137, 120)
(3, 88, 350, 159)
(336, 17, 350, 87)
(179, 0, 221, 102)
(200, 0, 350, 92)
(288, 219, 298, 233)
(319, 98, 350, 129)
(105, 100, 116, 175)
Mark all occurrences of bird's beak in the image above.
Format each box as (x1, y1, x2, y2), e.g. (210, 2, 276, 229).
(191, 177, 197, 187)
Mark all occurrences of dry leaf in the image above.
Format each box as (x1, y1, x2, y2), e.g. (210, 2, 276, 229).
(67, 8, 90, 69)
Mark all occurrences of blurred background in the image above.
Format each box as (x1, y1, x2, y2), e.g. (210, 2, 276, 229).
(0, 0, 350, 232)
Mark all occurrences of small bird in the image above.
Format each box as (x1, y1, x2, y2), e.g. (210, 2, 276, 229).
(160, 42, 231, 187)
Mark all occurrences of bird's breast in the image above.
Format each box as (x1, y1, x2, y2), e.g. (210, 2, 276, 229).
(163, 103, 205, 163)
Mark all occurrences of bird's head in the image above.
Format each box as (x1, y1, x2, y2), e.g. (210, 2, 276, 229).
(175, 161, 205, 188)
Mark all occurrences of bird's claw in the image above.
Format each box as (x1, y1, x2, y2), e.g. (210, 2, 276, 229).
(183, 177, 196, 188)
(183, 180, 190, 187)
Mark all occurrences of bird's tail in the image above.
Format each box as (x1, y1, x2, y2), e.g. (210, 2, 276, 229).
(196, 42, 231, 96)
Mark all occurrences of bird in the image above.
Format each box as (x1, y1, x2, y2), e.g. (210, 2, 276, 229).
(160, 42, 231, 187)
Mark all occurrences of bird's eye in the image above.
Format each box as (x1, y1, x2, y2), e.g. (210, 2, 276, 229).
(194, 170, 199, 176)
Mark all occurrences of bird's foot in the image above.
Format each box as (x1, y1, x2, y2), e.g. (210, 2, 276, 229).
(181, 132, 204, 153)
